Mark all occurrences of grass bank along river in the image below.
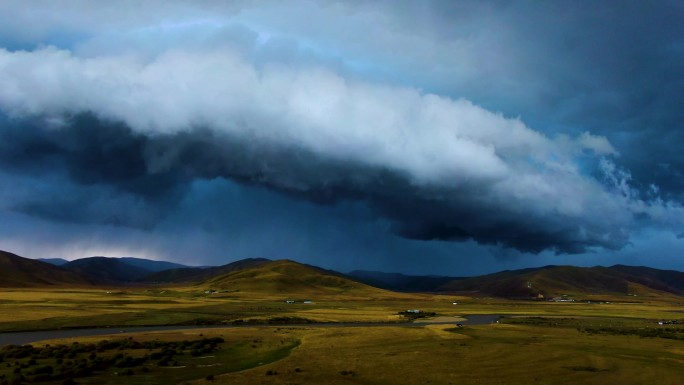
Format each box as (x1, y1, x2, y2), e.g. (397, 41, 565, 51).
(0, 315, 500, 346)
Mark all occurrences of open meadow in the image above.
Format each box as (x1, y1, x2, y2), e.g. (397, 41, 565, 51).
(1, 287, 683, 384)
(0, 287, 435, 332)
(2, 283, 684, 331)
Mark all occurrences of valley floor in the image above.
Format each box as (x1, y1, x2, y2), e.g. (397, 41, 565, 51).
(0, 288, 683, 384)
(191, 322, 684, 385)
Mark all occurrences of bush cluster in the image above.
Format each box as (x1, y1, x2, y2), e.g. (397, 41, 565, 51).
(0, 337, 225, 384)
(397, 311, 437, 320)
(579, 326, 684, 340)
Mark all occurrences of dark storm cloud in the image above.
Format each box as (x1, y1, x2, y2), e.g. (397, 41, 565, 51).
(0, 115, 180, 227)
(1, 115, 153, 189)
(0, 113, 648, 254)
(514, 2, 684, 200)
(0, 0, 683, 266)
(380, 1, 684, 200)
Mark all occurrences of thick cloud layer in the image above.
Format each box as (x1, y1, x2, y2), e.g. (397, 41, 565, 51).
(0, 1, 682, 269)
(1, 46, 680, 254)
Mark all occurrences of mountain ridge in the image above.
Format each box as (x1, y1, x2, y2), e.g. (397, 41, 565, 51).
(198, 259, 389, 296)
(139, 258, 271, 284)
(348, 270, 459, 292)
(437, 264, 684, 297)
(0, 250, 91, 287)
(6, 250, 684, 298)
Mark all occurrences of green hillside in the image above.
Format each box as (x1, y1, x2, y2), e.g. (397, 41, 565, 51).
(140, 258, 270, 284)
(439, 265, 680, 298)
(199, 259, 389, 296)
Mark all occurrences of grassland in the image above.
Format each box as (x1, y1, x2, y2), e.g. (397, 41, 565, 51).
(1, 287, 683, 384)
(0, 286, 467, 332)
(2, 286, 683, 331)
(186, 322, 684, 385)
(0, 328, 299, 385)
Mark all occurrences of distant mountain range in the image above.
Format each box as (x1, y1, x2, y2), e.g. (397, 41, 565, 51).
(438, 265, 684, 297)
(39, 257, 190, 271)
(1, 251, 384, 296)
(37, 258, 69, 266)
(2, 249, 684, 298)
(347, 270, 459, 292)
(0, 250, 90, 287)
(59, 257, 189, 284)
(140, 258, 270, 284)
(199, 259, 384, 296)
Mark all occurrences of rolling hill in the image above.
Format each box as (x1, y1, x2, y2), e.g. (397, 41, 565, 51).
(139, 258, 271, 284)
(606, 265, 684, 294)
(197, 259, 390, 296)
(0, 250, 91, 287)
(6, 249, 684, 298)
(437, 265, 684, 298)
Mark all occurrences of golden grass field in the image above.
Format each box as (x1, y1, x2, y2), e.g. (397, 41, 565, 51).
(188, 323, 684, 385)
(1, 287, 683, 384)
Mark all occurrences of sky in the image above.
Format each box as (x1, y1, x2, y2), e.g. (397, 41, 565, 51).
(0, 1, 683, 275)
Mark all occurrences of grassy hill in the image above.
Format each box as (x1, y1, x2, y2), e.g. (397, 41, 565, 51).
(198, 259, 390, 296)
(148, 259, 684, 298)
(6, 249, 684, 299)
(140, 258, 271, 284)
(607, 265, 684, 295)
(438, 265, 683, 298)
(0, 250, 91, 287)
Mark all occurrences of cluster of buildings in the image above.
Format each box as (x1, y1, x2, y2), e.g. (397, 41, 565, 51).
(657, 320, 680, 325)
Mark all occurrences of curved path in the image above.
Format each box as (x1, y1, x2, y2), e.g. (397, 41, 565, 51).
(0, 314, 500, 346)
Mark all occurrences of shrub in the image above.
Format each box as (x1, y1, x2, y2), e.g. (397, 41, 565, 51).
(120, 368, 134, 376)
(31, 365, 54, 375)
(32, 374, 54, 382)
(116, 355, 147, 368)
